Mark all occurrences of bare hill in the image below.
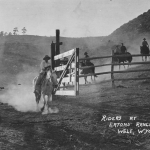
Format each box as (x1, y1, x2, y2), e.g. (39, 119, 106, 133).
(106, 9, 150, 45)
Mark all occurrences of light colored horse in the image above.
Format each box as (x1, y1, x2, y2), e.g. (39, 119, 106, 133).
(33, 70, 59, 114)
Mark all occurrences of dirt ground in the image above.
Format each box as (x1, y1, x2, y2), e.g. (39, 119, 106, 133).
(0, 64, 150, 150)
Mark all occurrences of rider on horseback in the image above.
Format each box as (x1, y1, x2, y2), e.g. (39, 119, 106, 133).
(142, 38, 149, 48)
(115, 45, 121, 54)
(84, 52, 90, 65)
(34, 55, 51, 94)
(120, 43, 127, 54)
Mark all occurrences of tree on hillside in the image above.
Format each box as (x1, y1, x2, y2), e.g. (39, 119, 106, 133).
(0, 31, 4, 36)
(13, 27, 18, 35)
(4, 32, 8, 36)
(8, 32, 12, 36)
(22, 27, 27, 35)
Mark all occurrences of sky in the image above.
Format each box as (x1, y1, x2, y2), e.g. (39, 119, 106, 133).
(0, 0, 150, 37)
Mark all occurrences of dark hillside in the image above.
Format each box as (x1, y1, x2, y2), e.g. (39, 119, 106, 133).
(107, 9, 150, 45)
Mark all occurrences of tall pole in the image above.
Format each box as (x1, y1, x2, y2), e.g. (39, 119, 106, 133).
(55, 30, 60, 67)
(51, 41, 55, 70)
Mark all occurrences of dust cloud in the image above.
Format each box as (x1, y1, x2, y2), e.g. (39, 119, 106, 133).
(0, 65, 39, 112)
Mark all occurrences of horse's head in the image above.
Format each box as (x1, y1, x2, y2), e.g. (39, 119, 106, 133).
(46, 70, 58, 86)
(46, 70, 52, 79)
(79, 61, 85, 67)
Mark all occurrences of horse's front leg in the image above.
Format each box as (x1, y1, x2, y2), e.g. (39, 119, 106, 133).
(93, 75, 96, 81)
(41, 95, 48, 114)
(84, 77, 86, 84)
(84, 76, 88, 84)
(86, 76, 88, 84)
(123, 64, 126, 69)
(119, 64, 120, 70)
(48, 95, 53, 113)
(34, 92, 41, 112)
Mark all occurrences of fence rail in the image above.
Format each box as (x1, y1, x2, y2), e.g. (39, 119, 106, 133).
(79, 54, 150, 61)
(79, 69, 150, 78)
(79, 52, 150, 87)
(113, 77, 150, 81)
(79, 61, 150, 70)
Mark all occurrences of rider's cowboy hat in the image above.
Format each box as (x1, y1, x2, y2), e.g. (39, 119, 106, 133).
(43, 55, 51, 60)
(143, 38, 146, 40)
(84, 52, 88, 55)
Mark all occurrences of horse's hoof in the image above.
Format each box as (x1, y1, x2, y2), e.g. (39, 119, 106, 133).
(53, 107, 59, 113)
(42, 111, 48, 115)
(48, 107, 59, 113)
(48, 108, 53, 113)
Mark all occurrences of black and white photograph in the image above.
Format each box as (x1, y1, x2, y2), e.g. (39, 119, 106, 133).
(0, 0, 150, 149)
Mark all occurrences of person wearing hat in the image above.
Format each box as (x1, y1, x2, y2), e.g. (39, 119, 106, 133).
(142, 38, 149, 48)
(120, 43, 127, 54)
(84, 52, 90, 65)
(40, 55, 51, 72)
(34, 55, 51, 94)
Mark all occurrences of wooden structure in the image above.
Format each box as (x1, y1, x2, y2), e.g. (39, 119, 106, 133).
(51, 30, 79, 96)
(51, 30, 150, 94)
(52, 48, 79, 96)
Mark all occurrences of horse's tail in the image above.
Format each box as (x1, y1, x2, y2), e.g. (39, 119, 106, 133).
(92, 66, 97, 77)
(126, 52, 132, 63)
(33, 76, 38, 90)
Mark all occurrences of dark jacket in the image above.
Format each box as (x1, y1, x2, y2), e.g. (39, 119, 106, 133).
(121, 46, 127, 53)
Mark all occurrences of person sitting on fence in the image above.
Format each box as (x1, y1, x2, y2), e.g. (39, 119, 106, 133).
(120, 43, 127, 54)
(84, 52, 90, 65)
(34, 55, 52, 94)
(142, 38, 149, 48)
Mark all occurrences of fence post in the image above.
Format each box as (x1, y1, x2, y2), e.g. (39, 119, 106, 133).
(111, 49, 115, 87)
(55, 29, 63, 67)
(74, 48, 79, 96)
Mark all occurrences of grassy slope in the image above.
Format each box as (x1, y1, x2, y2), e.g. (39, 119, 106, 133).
(0, 35, 108, 86)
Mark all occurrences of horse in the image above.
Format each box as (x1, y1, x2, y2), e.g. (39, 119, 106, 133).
(80, 61, 97, 84)
(113, 52, 132, 70)
(112, 45, 132, 70)
(33, 69, 58, 114)
(140, 46, 149, 61)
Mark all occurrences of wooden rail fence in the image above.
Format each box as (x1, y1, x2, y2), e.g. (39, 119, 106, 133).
(79, 51, 150, 87)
